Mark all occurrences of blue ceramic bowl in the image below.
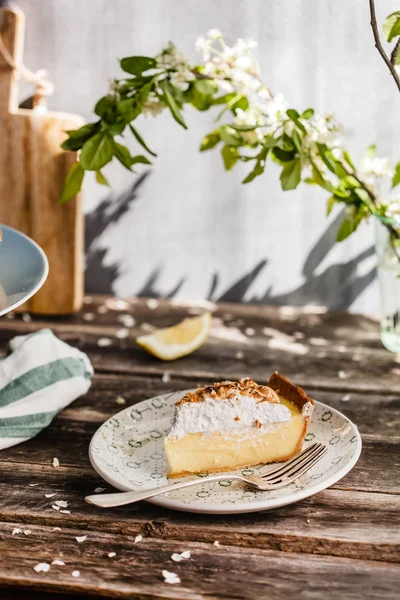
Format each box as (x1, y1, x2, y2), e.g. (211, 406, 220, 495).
(0, 225, 49, 316)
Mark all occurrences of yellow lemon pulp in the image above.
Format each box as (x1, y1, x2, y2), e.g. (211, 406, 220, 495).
(136, 312, 211, 361)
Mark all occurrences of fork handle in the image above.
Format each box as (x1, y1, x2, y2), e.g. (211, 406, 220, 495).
(85, 474, 241, 508)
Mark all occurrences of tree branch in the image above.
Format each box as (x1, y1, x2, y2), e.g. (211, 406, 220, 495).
(369, 0, 400, 92)
(391, 38, 400, 65)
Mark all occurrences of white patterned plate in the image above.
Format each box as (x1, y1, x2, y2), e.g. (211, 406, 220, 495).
(89, 390, 362, 514)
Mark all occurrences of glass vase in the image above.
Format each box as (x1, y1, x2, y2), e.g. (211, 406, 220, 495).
(375, 220, 400, 353)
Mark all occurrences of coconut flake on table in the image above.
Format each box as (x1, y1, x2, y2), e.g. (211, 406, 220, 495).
(245, 327, 255, 336)
(341, 394, 351, 401)
(45, 493, 57, 498)
(117, 314, 136, 327)
(12, 528, 22, 535)
(213, 541, 220, 547)
(108, 552, 116, 558)
(22, 313, 32, 323)
(115, 396, 126, 405)
(33, 563, 50, 573)
(52, 505, 60, 512)
(171, 551, 191, 562)
(134, 535, 143, 544)
(54, 500, 68, 508)
(72, 570, 80, 578)
(60, 509, 71, 515)
(75, 535, 87, 543)
(162, 372, 171, 383)
(28, 483, 39, 487)
(115, 328, 129, 339)
(146, 299, 159, 310)
(234, 350, 244, 359)
(52, 457, 60, 468)
(52, 527, 62, 532)
(338, 370, 348, 379)
(162, 570, 181, 585)
(140, 323, 156, 332)
(94, 487, 106, 493)
(97, 337, 112, 347)
(52, 559, 65, 565)
(24, 530, 31, 535)
(83, 312, 95, 321)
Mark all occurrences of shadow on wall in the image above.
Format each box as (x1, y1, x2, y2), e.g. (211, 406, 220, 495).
(85, 180, 376, 309)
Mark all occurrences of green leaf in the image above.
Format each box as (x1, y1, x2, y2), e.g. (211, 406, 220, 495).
(95, 170, 110, 186)
(221, 146, 239, 170)
(271, 147, 296, 163)
(291, 130, 302, 153)
(230, 123, 258, 132)
(210, 93, 237, 106)
(95, 95, 115, 118)
(61, 122, 100, 151)
(326, 196, 336, 216)
(120, 56, 157, 75)
(131, 155, 152, 165)
(334, 161, 348, 180)
(102, 118, 126, 135)
(310, 162, 332, 191)
(383, 11, 400, 42)
(343, 151, 356, 172)
(317, 143, 337, 174)
(242, 157, 267, 184)
(336, 216, 355, 242)
(79, 131, 114, 171)
(392, 162, 400, 188)
(191, 86, 213, 111)
(263, 136, 279, 149)
(287, 109, 300, 119)
(200, 131, 220, 151)
(219, 126, 241, 146)
(129, 124, 157, 157)
(114, 142, 134, 171)
(117, 97, 142, 122)
(362, 144, 376, 162)
(195, 79, 218, 95)
(161, 79, 187, 129)
(301, 108, 314, 119)
(60, 162, 85, 203)
(286, 109, 306, 133)
(280, 158, 301, 190)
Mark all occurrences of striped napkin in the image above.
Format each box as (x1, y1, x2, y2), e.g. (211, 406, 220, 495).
(0, 329, 93, 450)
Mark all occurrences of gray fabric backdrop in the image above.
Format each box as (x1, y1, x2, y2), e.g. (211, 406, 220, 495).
(17, 0, 400, 313)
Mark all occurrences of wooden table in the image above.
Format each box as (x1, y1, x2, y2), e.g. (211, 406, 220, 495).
(0, 296, 399, 599)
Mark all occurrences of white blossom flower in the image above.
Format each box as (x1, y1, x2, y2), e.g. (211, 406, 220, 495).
(234, 107, 264, 144)
(386, 193, 400, 223)
(142, 92, 166, 117)
(265, 93, 289, 126)
(206, 28, 222, 40)
(195, 36, 211, 60)
(361, 156, 394, 178)
(170, 70, 194, 92)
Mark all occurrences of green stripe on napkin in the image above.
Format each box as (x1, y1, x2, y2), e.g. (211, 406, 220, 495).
(0, 411, 57, 438)
(0, 357, 92, 408)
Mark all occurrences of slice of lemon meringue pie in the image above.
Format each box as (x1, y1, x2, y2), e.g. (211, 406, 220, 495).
(164, 373, 314, 478)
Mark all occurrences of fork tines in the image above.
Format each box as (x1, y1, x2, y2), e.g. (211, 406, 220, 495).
(260, 442, 327, 482)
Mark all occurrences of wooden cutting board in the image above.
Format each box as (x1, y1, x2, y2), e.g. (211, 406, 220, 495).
(0, 6, 85, 314)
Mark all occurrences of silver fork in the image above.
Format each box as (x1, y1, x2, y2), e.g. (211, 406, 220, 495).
(85, 442, 327, 508)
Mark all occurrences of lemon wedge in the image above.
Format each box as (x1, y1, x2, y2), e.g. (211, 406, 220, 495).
(136, 312, 212, 361)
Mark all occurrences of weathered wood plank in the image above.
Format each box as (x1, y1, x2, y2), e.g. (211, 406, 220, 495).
(0, 523, 399, 599)
(0, 312, 398, 392)
(0, 460, 398, 562)
(0, 371, 397, 494)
